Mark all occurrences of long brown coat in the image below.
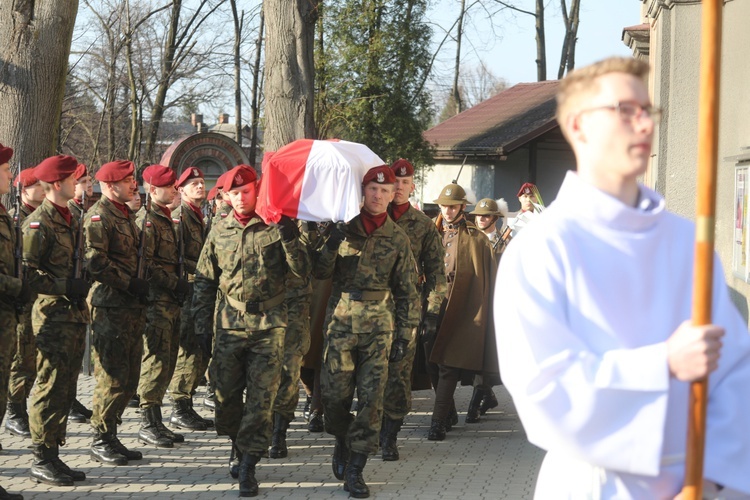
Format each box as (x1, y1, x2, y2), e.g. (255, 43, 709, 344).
(430, 218, 498, 374)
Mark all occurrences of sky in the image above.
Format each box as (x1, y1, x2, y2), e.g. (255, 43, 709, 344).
(427, 0, 641, 93)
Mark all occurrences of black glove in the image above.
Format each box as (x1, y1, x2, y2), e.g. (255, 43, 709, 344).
(420, 313, 439, 344)
(389, 338, 409, 363)
(196, 333, 213, 358)
(15, 280, 32, 305)
(326, 222, 347, 250)
(66, 278, 91, 301)
(277, 215, 299, 242)
(127, 278, 150, 297)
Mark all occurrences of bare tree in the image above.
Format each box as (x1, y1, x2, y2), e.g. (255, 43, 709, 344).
(557, 0, 580, 79)
(230, 0, 244, 144)
(249, 6, 265, 164)
(450, 0, 467, 115)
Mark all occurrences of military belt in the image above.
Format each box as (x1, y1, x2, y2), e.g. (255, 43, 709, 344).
(225, 292, 285, 314)
(336, 290, 390, 301)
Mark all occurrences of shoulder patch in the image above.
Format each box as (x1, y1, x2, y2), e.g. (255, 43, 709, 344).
(29, 221, 41, 229)
(90, 215, 101, 222)
(146, 221, 152, 227)
(172, 218, 180, 224)
(220, 213, 228, 218)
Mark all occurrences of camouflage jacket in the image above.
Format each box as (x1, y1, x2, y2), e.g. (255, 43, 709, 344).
(22, 199, 90, 324)
(285, 221, 322, 299)
(172, 202, 205, 276)
(136, 203, 179, 303)
(193, 213, 311, 333)
(0, 204, 22, 313)
(313, 215, 418, 337)
(390, 204, 447, 317)
(8, 202, 35, 224)
(84, 196, 145, 308)
(211, 202, 232, 230)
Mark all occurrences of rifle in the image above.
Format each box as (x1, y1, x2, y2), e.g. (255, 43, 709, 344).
(202, 199, 213, 236)
(13, 162, 25, 315)
(134, 190, 150, 305)
(71, 190, 87, 310)
(451, 155, 468, 184)
(176, 206, 187, 306)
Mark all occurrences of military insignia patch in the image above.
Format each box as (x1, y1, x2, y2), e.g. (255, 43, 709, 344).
(192, 168, 199, 177)
(91, 215, 101, 222)
(481, 201, 487, 207)
(172, 218, 180, 224)
(399, 167, 407, 175)
(29, 221, 41, 229)
(234, 173, 242, 184)
(221, 212, 228, 218)
(146, 221, 152, 227)
(445, 188, 452, 196)
(377, 172, 385, 183)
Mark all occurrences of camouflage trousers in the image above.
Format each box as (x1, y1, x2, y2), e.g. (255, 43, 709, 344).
(7, 310, 36, 403)
(138, 301, 180, 408)
(169, 288, 209, 402)
(0, 310, 19, 426)
(90, 307, 146, 434)
(28, 321, 86, 447)
(321, 329, 392, 456)
(382, 327, 418, 420)
(212, 327, 283, 455)
(273, 296, 311, 421)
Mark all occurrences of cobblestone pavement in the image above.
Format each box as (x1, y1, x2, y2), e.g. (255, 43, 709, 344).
(1, 376, 543, 499)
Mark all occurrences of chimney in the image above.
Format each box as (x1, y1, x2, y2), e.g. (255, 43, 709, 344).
(191, 113, 203, 127)
(219, 113, 230, 124)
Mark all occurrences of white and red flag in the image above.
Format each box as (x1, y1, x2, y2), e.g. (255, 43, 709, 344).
(256, 138, 385, 223)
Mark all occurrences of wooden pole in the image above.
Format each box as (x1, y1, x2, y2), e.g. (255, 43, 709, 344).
(682, 0, 723, 498)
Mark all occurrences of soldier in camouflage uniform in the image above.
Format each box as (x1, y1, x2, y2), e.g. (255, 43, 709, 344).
(84, 160, 150, 466)
(0, 144, 31, 500)
(22, 156, 91, 486)
(134, 165, 190, 448)
(193, 165, 309, 498)
(380, 159, 446, 462)
(268, 220, 315, 459)
(314, 165, 418, 499)
(168, 167, 213, 430)
(5, 167, 43, 439)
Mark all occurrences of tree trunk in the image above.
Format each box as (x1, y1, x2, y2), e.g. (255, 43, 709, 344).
(557, 0, 580, 79)
(0, 0, 79, 170)
(263, 0, 319, 152)
(125, 1, 140, 163)
(451, 0, 466, 115)
(565, 0, 580, 74)
(230, 1, 243, 144)
(535, 0, 546, 81)
(249, 6, 264, 165)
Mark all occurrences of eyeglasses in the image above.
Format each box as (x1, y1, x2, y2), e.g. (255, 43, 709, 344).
(578, 101, 662, 123)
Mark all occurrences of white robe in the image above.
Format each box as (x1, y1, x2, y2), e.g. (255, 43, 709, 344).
(495, 171, 750, 499)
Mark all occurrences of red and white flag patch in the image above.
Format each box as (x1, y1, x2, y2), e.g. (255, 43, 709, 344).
(172, 218, 180, 224)
(90, 215, 101, 222)
(146, 221, 152, 227)
(29, 221, 41, 229)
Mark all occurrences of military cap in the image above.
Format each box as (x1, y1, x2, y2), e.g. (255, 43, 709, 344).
(517, 182, 537, 197)
(223, 164, 257, 192)
(362, 165, 395, 185)
(390, 159, 414, 177)
(215, 170, 231, 192)
(469, 198, 500, 216)
(34, 155, 78, 183)
(14, 168, 38, 188)
(207, 185, 219, 201)
(176, 166, 204, 188)
(0, 143, 12, 165)
(74, 163, 88, 180)
(433, 183, 468, 205)
(96, 160, 135, 183)
(142, 164, 176, 188)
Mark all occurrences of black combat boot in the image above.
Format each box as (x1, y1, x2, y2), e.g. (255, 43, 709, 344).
(307, 410, 324, 432)
(0, 484, 24, 500)
(188, 398, 214, 428)
(138, 406, 174, 448)
(90, 431, 129, 465)
(155, 410, 184, 444)
(229, 440, 242, 479)
(380, 417, 402, 462)
(50, 454, 86, 482)
(110, 427, 143, 461)
(427, 418, 446, 441)
(465, 388, 484, 424)
(170, 399, 207, 430)
(302, 395, 312, 421)
(127, 394, 140, 409)
(268, 413, 290, 459)
(343, 451, 370, 498)
(332, 436, 349, 480)
(238, 453, 260, 497)
(68, 398, 93, 423)
(29, 444, 74, 486)
(203, 384, 216, 410)
(479, 388, 498, 415)
(5, 402, 31, 438)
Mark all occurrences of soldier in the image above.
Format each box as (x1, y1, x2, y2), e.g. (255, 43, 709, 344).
(168, 166, 214, 431)
(5, 167, 42, 439)
(314, 165, 418, 498)
(428, 183, 496, 441)
(134, 165, 191, 448)
(22, 155, 91, 486)
(85, 160, 150, 465)
(380, 159, 446, 462)
(193, 165, 309, 497)
(469, 198, 508, 256)
(506, 182, 544, 239)
(66, 163, 94, 425)
(0, 143, 31, 500)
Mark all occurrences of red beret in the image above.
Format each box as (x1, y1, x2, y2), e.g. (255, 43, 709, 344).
(362, 165, 395, 186)
(142, 164, 176, 188)
(223, 165, 257, 192)
(74, 163, 88, 180)
(14, 168, 38, 188)
(207, 185, 219, 201)
(34, 155, 78, 183)
(176, 166, 204, 188)
(0, 143, 12, 165)
(96, 160, 135, 182)
(390, 159, 414, 177)
(517, 182, 537, 197)
(215, 171, 231, 192)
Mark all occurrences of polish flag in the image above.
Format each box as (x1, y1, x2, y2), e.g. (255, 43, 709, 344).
(256, 139, 385, 224)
